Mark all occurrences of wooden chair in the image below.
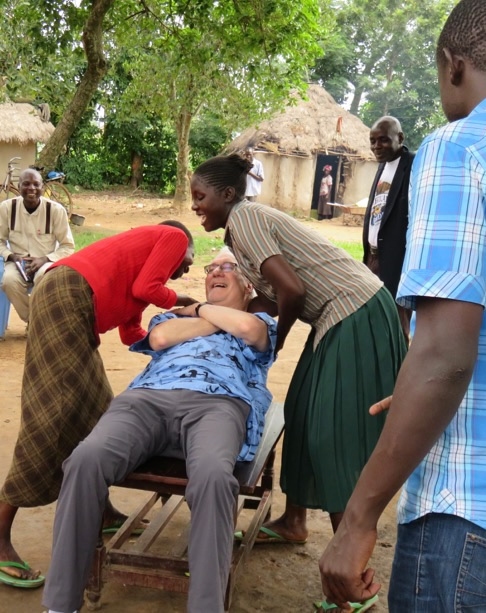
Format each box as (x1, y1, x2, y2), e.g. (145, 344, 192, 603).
(85, 401, 285, 611)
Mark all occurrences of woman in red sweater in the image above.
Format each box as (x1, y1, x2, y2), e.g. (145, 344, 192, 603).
(0, 221, 195, 587)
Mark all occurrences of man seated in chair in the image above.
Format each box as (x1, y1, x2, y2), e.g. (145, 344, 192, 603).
(42, 249, 277, 613)
(0, 168, 74, 325)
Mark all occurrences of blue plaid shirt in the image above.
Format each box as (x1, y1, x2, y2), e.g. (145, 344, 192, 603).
(396, 98, 486, 529)
(128, 311, 277, 462)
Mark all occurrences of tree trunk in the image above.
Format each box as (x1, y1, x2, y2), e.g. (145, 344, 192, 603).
(173, 110, 193, 211)
(37, 0, 115, 170)
(130, 151, 143, 187)
(349, 85, 364, 116)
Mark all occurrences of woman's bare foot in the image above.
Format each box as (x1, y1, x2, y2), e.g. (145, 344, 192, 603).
(0, 538, 42, 580)
(259, 511, 308, 543)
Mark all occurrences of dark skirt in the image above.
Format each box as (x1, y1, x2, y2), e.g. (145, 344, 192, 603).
(0, 266, 113, 507)
(280, 287, 406, 512)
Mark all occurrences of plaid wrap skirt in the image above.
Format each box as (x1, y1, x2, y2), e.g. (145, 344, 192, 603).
(280, 286, 407, 513)
(0, 266, 113, 507)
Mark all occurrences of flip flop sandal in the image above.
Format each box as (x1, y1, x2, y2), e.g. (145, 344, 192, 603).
(102, 525, 146, 535)
(313, 595, 379, 611)
(0, 561, 45, 589)
(234, 526, 307, 545)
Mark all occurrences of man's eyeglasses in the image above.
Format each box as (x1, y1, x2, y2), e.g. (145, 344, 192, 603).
(204, 262, 238, 275)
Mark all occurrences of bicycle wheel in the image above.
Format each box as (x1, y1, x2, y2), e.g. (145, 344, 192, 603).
(43, 181, 73, 218)
(0, 184, 20, 201)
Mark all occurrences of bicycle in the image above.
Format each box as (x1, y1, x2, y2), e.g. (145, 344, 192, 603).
(43, 171, 73, 219)
(0, 157, 21, 201)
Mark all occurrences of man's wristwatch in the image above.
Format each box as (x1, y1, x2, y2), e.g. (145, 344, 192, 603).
(195, 302, 208, 317)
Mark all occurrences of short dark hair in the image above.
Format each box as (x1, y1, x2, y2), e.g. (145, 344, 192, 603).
(193, 154, 253, 201)
(436, 0, 486, 71)
(159, 220, 193, 245)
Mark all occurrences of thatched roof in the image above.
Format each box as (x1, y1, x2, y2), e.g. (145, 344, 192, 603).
(0, 102, 54, 145)
(226, 84, 375, 161)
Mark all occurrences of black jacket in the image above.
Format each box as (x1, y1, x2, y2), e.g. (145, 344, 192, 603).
(362, 147, 415, 299)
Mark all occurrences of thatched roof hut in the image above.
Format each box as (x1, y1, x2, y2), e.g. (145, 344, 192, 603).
(227, 84, 375, 162)
(226, 85, 377, 214)
(0, 102, 55, 179)
(0, 102, 54, 144)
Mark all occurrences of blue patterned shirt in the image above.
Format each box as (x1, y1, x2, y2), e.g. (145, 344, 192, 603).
(396, 98, 486, 529)
(128, 311, 277, 462)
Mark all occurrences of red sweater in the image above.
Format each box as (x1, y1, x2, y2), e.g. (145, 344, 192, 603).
(52, 225, 188, 345)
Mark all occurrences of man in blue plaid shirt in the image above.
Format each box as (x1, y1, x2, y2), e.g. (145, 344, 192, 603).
(319, 1, 486, 611)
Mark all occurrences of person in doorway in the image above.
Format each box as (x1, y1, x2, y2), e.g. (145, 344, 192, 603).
(320, 1, 486, 610)
(317, 165, 333, 220)
(244, 147, 264, 201)
(0, 168, 74, 324)
(0, 221, 195, 588)
(42, 249, 276, 613)
(363, 116, 414, 342)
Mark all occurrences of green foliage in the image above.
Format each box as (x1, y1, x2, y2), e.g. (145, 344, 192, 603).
(189, 113, 229, 171)
(312, 0, 457, 149)
(0, 0, 86, 113)
(58, 110, 106, 189)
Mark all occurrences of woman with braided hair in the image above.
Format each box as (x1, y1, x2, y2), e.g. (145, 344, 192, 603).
(190, 153, 406, 562)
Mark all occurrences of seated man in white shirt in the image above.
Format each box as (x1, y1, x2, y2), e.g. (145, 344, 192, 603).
(0, 168, 74, 324)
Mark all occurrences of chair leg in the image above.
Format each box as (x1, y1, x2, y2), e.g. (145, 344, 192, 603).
(0, 289, 10, 339)
(85, 532, 105, 611)
(262, 447, 276, 521)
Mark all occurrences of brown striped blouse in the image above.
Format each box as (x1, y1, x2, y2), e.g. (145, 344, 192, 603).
(225, 200, 383, 350)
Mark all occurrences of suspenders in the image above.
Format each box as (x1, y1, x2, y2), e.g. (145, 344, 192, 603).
(10, 198, 51, 233)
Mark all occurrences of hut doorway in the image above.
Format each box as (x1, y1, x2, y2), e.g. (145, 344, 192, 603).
(311, 154, 340, 219)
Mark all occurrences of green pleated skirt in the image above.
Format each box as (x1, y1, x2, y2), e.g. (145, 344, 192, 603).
(280, 286, 406, 513)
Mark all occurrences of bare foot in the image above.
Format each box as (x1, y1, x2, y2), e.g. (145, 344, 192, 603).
(0, 538, 41, 580)
(102, 508, 129, 531)
(102, 502, 149, 532)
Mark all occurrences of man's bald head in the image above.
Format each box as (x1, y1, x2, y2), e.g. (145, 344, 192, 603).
(369, 116, 404, 164)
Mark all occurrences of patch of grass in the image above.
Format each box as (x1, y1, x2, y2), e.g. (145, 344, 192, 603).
(330, 240, 363, 261)
(71, 227, 362, 266)
(71, 226, 224, 260)
(71, 227, 115, 251)
(193, 233, 225, 262)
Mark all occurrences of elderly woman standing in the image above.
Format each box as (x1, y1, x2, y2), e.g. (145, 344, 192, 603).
(318, 164, 333, 220)
(190, 154, 406, 554)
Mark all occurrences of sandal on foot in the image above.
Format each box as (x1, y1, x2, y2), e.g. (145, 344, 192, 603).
(0, 561, 45, 588)
(313, 595, 379, 612)
(234, 526, 307, 545)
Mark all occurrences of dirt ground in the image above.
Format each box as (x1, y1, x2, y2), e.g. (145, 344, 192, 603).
(0, 191, 397, 613)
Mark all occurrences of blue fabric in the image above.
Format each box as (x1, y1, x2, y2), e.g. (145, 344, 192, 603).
(128, 311, 277, 462)
(396, 98, 486, 529)
(389, 513, 486, 612)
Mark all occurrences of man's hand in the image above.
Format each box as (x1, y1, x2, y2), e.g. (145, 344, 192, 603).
(319, 517, 381, 608)
(7, 253, 23, 263)
(369, 396, 393, 415)
(24, 256, 49, 275)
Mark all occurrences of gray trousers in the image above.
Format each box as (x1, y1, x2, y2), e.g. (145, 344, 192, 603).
(42, 388, 249, 613)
